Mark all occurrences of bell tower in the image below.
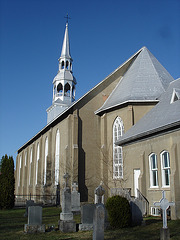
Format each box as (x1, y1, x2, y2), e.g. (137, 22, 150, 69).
(47, 21, 76, 124)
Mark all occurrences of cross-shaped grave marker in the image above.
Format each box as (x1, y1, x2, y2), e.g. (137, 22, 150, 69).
(72, 182, 78, 192)
(154, 191, 175, 229)
(63, 173, 70, 188)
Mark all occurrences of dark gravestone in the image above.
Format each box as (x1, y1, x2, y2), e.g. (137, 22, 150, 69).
(79, 204, 96, 231)
(24, 200, 35, 217)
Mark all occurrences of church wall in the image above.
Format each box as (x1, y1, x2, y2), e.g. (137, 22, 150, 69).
(74, 74, 123, 202)
(119, 129, 180, 219)
(99, 103, 156, 196)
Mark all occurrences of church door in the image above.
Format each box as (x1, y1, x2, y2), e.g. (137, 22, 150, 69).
(134, 169, 140, 198)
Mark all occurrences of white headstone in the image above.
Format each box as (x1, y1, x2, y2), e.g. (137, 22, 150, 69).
(154, 191, 175, 229)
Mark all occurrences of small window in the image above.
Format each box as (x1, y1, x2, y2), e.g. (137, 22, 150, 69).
(66, 61, 69, 69)
(61, 61, 64, 69)
(64, 83, 70, 97)
(151, 207, 161, 216)
(161, 151, 170, 187)
(57, 83, 63, 96)
(170, 88, 180, 103)
(149, 153, 158, 187)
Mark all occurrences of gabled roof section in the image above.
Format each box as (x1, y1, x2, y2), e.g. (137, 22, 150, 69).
(116, 78, 180, 146)
(96, 47, 174, 114)
(171, 88, 180, 103)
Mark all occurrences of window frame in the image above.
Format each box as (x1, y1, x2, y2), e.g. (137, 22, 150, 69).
(55, 129, 60, 185)
(113, 117, 124, 179)
(161, 151, 170, 187)
(149, 153, 159, 188)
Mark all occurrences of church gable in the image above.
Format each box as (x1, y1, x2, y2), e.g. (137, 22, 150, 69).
(96, 47, 174, 115)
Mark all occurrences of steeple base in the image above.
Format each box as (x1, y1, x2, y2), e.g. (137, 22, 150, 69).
(46, 102, 69, 124)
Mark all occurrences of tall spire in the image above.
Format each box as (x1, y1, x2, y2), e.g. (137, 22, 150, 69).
(60, 23, 71, 59)
(46, 20, 76, 124)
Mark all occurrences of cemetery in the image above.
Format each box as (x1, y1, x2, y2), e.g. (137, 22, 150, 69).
(0, 181, 180, 239)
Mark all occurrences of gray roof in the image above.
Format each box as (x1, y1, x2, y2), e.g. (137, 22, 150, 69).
(96, 47, 174, 114)
(116, 78, 180, 146)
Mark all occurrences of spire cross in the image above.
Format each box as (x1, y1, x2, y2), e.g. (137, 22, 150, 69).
(64, 13, 71, 24)
(154, 191, 175, 229)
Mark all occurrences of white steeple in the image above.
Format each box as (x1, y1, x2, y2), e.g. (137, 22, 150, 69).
(46, 21, 76, 124)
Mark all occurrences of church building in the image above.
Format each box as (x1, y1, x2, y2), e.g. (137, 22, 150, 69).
(15, 22, 180, 219)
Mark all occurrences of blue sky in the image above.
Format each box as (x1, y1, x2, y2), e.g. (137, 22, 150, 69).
(0, 0, 180, 166)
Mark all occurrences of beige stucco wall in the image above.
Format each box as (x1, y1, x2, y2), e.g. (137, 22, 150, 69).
(117, 130, 180, 219)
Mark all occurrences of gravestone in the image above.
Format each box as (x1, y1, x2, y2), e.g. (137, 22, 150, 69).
(71, 182, 80, 212)
(24, 206, 45, 233)
(130, 198, 143, 226)
(154, 191, 175, 240)
(93, 204, 105, 240)
(94, 185, 105, 204)
(58, 173, 76, 232)
(24, 200, 35, 217)
(79, 204, 96, 231)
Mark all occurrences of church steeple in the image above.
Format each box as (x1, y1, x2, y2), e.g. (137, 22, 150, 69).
(46, 21, 76, 124)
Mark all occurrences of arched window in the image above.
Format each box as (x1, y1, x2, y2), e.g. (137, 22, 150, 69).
(35, 143, 40, 185)
(64, 83, 70, 97)
(149, 153, 158, 187)
(18, 155, 22, 187)
(44, 137, 48, 185)
(55, 130, 60, 185)
(161, 151, 170, 187)
(72, 85, 76, 99)
(66, 60, 69, 69)
(57, 83, 63, 96)
(113, 117, 124, 179)
(61, 61, 64, 69)
(29, 148, 33, 186)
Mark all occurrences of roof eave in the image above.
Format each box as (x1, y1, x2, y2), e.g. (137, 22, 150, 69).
(116, 121, 180, 146)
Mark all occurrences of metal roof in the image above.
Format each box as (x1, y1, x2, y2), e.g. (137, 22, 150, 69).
(96, 47, 174, 114)
(116, 78, 180, 146)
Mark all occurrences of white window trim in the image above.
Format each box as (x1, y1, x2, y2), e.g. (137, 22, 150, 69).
(149, 153, 159, 188)
(29, 148, 33, 186)
(18, 155, 22, 187)
(44, 137, 48, 185)
(151, 207, 161, 216)
(55, 130, 60, 185)
(113, 117, 124, 179)
(35, 143, 40, 185)
(161, 151, 170, 188)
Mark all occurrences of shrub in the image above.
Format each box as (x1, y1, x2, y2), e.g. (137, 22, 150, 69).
(0, 155, 15, 209)
(105, 195, 131, 228)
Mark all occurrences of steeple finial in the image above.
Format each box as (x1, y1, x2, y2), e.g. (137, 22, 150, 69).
(64, 13, 71, 24)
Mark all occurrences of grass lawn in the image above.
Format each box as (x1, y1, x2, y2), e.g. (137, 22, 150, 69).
(0, 207, 180, 240)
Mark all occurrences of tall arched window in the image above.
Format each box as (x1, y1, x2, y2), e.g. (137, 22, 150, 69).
(161, 151, 170, 187)
(35, 143, 40, 185)
(18, 155, 22, 187)
(55, 130, 60, 185)
(44, 137, 48, 185)
(149, 153, 158, 187)
(29, 148, 33, 186)
(113, 117, 124, 179)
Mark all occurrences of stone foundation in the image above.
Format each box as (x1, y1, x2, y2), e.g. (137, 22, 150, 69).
(24, 224, 45, 233)
(58, 220, 76, 233)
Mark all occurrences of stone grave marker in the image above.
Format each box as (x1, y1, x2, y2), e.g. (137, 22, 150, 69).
(94, 184, 105, 204)
(24, 206, 45, 233)
(93, 204, 105, 240)
(93, 184, 106, 239)
(58, 173, 76, 232)
(79, 204, 96, 231)
(154, 191, 175, 240)
(24, 199, 35, 217)
(71, 182, 80, 212)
